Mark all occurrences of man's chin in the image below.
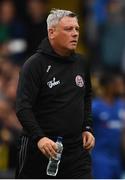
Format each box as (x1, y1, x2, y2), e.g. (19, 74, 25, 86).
(69, 46, 77, 51)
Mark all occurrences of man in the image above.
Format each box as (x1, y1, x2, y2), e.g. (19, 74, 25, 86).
(15, 9, 95, 178)
(92, 73, 124, 178)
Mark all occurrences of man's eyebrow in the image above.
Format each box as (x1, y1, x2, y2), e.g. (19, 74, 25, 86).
(63, 25, 80, 28)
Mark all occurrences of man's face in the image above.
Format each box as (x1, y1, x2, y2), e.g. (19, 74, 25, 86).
(49, 16, 79, 52)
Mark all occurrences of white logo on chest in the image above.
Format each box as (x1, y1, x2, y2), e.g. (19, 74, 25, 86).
(47, 77, 60, 88)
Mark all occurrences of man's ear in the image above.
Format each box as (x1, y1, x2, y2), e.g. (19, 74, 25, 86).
(48, 28, 56, 40)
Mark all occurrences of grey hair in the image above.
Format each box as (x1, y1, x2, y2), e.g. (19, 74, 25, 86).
(47, 9, 77, 29)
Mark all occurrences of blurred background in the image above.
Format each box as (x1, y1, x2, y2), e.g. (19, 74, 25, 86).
(0, 0, 125, 178)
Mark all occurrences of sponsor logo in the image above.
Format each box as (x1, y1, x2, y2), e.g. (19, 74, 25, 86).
(47, 77, 60, 88)
(75, 75, 84, 87)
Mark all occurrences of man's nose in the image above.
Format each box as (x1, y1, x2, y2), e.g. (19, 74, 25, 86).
(72, 29, 79, 36)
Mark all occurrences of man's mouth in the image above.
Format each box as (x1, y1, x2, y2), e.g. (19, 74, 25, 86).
(70, 40, 77, 44)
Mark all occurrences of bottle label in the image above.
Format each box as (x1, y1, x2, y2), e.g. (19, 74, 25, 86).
(55, 153, 61, 160)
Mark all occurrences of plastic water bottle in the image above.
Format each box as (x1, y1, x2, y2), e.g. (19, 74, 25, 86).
(46, 136, 63, 176)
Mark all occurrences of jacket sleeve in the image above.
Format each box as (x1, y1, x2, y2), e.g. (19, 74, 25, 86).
(16, 55, 45, 143)
(82, 60, 93, 134)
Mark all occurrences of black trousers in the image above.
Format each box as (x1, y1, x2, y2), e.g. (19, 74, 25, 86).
(15, 135, 92, 179)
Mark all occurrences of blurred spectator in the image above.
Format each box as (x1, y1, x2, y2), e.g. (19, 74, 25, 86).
(25, 0, 49, 56)
(93, 0, 109, 25)
(0, 1, 49, 176)
(80, 0, 125, 73)
(79, 0, 102, 71)
(121, 48, 125, 74)
(99, 0, 125, 72)
(91, 71, 103, 97)
(0, 0, 27, 65)
(92, 73, 125, 178)
(0, 98, 21, 130)
(120, 77, 125, 177)
(0, 97, 22, 178)
(0, 58, 19, 103)
(80, 0, 96, 46)
(121, 128, 125, 178)
(0, 56, 22, 177)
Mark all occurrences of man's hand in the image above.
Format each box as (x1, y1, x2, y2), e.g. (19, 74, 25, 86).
(82, 131, 95, 150)
(37, 137, 58, 158)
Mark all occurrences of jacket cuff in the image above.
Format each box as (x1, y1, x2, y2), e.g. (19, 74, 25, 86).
(32, 134, 45, 144)
(83, 126, 94, 135)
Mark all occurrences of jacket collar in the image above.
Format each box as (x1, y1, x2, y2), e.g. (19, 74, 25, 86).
(37, 38, 77, 62)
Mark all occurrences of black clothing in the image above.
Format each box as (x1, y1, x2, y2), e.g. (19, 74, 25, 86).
(16, 134, 92, 179)
(16, 38, 93, 178)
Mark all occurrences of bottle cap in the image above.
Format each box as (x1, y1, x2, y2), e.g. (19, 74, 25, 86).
(57, 136, 63, 142)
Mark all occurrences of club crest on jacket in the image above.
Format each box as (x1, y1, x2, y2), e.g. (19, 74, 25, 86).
(75, 75, 84, 87)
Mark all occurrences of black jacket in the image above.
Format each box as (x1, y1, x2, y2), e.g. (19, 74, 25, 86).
(16, 38, 93, 143)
